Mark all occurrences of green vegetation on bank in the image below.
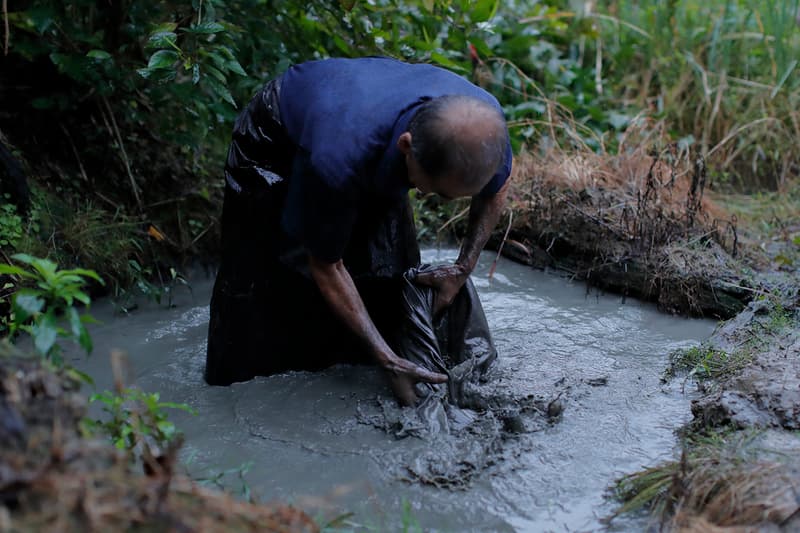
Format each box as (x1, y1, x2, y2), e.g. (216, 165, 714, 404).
(664, 301, 796, 383)
(0, 253, 194, 466)
(0, 0, 797, 295)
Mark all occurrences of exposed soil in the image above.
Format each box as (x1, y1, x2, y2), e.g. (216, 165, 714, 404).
(0, 343, 319, 532)
(690, 296, 800, 431)
(493, 149, 758, 319)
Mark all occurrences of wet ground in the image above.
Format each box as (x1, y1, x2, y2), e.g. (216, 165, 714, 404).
(70, 250, 715, 532)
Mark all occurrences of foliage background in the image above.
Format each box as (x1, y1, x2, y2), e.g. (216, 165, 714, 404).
(0, 0, 798, 292)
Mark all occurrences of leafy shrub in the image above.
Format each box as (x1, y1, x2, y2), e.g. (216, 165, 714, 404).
(0, 253, 102, 363)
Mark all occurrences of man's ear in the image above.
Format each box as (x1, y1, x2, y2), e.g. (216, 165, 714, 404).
(397, 132, 412, 155)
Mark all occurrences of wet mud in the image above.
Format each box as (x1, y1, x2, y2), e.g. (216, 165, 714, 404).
(687, 291, 800, 432)
(64, 249, 714, 531)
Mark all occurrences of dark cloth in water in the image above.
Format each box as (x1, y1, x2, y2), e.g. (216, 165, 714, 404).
(396, 267, 497, 425)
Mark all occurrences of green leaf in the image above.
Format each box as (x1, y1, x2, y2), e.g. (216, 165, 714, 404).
(13, 293, 45, 322)
(78, 322, 93, 354)
(28, 257, 58, 281)
(157, 420, 176, 439)
(192, 63, 201, 84)
(66, 367, 95, 386)
(186, 22, 225, 34)
(147, 50, 179, 70)
(31, 312, 58, 357)
(430, 52, 469, 73)
(204, 65, 227, 83)
(147, 31, 178, 49)
(471, 0, 499, 22)
(10, 253, 36, 266)
(206, 77, 236, 107)
(771, 60, 798, 99)
(86, 50, 112, 60)
(74, 292, 91, 306)
(67, 307, 82, 339)
(226, 59, 246, 77)
(0, 264, 34, 278)
(153, 22, 178, 33)
(63, 268, 103, 284)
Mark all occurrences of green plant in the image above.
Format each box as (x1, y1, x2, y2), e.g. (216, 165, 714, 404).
(192, 461, 255, 502)
(114, 260, 191, 313)
(0, 254, 103, 363)
(400, 499, 423, 533)
(84, 387, 196, 453)
(0, 198, 23, 248)
(665, 344, 752, 384)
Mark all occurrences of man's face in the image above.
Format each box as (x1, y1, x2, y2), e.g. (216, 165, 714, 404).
(405, 151, 482, 200)
(398, 131, 487, 200)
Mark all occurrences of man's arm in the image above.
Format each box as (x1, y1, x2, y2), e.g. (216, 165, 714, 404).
(457, 178, 510, 273)
(416, 179, 510, 314)
(308, 256, 448, 404)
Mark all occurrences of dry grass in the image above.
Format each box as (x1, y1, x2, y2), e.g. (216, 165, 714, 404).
(510, 126, 729, 230)
(612, 432, 800, 532)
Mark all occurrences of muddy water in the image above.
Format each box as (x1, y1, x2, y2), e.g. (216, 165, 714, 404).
(71, 250, 715, 532)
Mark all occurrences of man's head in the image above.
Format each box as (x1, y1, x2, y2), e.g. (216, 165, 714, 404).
(397, 95, 507, 199)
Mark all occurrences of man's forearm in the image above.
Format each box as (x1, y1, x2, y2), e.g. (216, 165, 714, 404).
(456, 179, 510, 272)
(308, 256, 393, 365)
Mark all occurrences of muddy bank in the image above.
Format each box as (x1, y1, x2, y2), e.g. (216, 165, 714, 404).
(494, 150, 757, 319)
(0, 343, 318, 532)
(612, 284, 800, 531)
(688, 293, 800, 431)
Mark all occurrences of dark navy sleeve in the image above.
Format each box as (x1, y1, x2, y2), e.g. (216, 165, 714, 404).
(281, 153, 358, 263)
(478, 138, 513, 197)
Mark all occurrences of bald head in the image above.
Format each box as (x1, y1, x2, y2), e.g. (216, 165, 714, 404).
(406, 95, 507, 193)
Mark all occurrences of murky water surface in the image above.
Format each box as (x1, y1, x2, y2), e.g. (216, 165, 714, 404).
(73, 250, 715, 532)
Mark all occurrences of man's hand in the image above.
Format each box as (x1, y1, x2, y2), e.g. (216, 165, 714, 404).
(414, 263, 469, 316)
(379, 353, 448, 406)
(309, 255, 447, 406)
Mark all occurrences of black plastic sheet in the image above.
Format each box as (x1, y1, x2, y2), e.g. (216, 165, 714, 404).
(393, 265, 497, 432)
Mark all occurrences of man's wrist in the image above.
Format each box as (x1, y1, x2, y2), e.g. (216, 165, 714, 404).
(455, 255, 476, 275)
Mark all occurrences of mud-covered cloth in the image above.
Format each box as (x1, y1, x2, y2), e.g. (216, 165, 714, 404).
(393, 266, 497, 429)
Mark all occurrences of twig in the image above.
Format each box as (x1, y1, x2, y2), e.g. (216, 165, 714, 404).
(594, 37, 603, 96)
(100, 96, 143, 210)
(488, 209, 513, 281)
(95, 191, 122, 211)
(60, 124, 89, 182)
(706, 118, 778, 159)
(436, 205, 469, 234)
(188, 223, 214, 248)
(2, 0, 8, 56)
(561, 197, 628, 239)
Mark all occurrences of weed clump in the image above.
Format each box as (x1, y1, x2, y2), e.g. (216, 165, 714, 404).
(611, 430, 800, 531)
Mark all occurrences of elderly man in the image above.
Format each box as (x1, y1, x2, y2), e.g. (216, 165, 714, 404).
(205, 57, 511, 403)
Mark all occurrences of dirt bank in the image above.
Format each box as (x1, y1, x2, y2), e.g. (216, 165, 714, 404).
(0, 343, 319, 532)
(494, 147, 759, 319)
(688, 294, 800, 431)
